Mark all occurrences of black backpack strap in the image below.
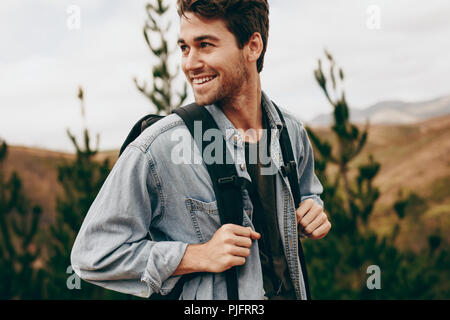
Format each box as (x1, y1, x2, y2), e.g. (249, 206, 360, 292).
(271, 103, 302, 208)
(272, 102, 312, 300)
(119, 114, 165, 157)
(173, 104, 244, 300)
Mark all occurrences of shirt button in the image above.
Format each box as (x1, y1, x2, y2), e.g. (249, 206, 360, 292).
(240, 163, 246, 171)
(233, 135, 239, 142)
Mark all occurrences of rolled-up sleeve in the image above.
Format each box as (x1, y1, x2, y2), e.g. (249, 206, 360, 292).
(297, 124, 324, 209)
(70, 145, 187, 298)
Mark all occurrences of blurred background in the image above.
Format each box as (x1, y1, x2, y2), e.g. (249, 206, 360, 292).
(0, 0, 449, 299)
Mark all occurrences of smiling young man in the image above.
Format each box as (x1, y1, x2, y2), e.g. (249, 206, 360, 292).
(71, 0, 330, 300)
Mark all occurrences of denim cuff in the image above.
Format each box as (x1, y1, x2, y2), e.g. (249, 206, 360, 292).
(141, 241, 188, 297)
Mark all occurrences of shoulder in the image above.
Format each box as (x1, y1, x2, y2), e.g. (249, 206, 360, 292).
(128, 113, 189, 156)
(270, 101, 315, 161)
(272, 102, 308, 141)
(277, 105, 305, 128)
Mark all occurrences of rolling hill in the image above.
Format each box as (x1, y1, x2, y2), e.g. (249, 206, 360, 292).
(308, 114, 450, 251)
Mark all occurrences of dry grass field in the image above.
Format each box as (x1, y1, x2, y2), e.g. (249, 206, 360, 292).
(311, 114, 450, 251)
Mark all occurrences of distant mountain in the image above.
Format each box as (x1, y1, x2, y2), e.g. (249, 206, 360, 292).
(308, 94, 450, 126)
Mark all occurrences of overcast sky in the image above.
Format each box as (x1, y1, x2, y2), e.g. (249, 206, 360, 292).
(1, 0, 449, 152)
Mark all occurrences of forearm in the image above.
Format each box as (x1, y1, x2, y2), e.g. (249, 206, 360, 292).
(172, 243, 208, 275)
(71, 234, 188, 295)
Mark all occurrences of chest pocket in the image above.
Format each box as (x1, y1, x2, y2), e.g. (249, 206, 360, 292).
(185, 196, 255, 243)
(185, 198, 220, 242)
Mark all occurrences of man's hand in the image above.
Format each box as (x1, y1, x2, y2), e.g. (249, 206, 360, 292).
(296, 198, 331, 239)
(203, 224, 261, 273)
(174, 224, 260, 275)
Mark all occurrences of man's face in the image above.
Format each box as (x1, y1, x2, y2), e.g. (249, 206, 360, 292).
(178, 12, 249, 107)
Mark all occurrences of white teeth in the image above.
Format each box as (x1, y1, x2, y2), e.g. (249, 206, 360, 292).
(193, 76, 215, 84)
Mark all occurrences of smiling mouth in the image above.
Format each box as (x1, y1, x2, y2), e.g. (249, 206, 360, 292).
(192, 75, 218, 85)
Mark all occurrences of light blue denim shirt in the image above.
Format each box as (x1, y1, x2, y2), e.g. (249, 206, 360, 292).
(70, 91, 324, 300)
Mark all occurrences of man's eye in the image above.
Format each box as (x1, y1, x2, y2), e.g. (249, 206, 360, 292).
(200, 42, 212, 48)
(180, 44, 189, 54)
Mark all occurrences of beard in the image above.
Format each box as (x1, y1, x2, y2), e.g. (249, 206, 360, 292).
(193, 53, 249, 107)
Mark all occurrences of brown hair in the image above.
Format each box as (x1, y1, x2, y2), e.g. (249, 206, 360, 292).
(177, 0, 269, 73)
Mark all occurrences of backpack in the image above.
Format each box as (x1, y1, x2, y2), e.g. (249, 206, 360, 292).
(119, 102, 311, 300)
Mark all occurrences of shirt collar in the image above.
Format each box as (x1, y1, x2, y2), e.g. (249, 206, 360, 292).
(204, 90, 284, 143)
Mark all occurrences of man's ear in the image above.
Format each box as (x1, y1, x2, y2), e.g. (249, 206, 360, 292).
(245, 32, 263, 65)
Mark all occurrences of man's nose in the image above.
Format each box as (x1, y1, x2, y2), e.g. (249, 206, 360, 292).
(183, 50, 203, 72)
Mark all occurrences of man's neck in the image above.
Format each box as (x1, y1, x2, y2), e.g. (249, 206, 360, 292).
(218, 78, 263, 143)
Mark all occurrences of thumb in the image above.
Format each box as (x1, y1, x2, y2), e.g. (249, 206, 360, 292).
(247, 227, 261, 240)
